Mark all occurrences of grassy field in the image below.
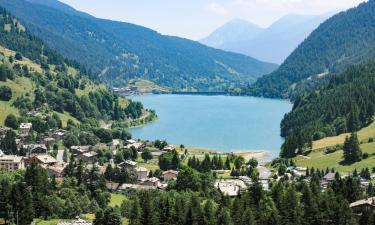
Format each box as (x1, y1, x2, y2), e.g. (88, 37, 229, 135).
(295, 142, 375, 174)
(0, 77, 34, 125)
(108, 193, 127, 208)
(313, 121, 375, 150)
(34, 219, 61, 225)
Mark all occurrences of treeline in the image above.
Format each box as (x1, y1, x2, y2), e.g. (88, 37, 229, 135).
(280, 61, 375, 157)
(0, 162, 110, 225)
(117, 167, 374, 225)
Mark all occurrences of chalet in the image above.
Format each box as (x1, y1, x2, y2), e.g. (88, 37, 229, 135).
(215, 180, 243, 197)
(162, 170, 178, 182)
(136, 167, 149, 180)
(350, 197, 375, 217)
(323, 172, 336, 182)
(0, 151, 24, 171)
(53, 130, 67, 140)
(142, 177, 161, 187)
(163, 144, 176, 152)
(71, 145, 92, 156)
(43, 137, 56, 146)
(23, 144, 48, 156)
(118, 160, 137, 169)
(26, 111, 42, 118)
(30, 154, 58, 166)
(124, 141, 144, 151)
(19, 123, 32, 136)
(46, 163, 67, 178)
(77, 151, 98, 163)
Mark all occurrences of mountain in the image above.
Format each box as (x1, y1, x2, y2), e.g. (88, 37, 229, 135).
(201, 13, 332, 64)
(0, 6, 150, 128)
(200, 18, 264, 49)
(245, 0, 375, 99)
(0, 0, 277, 92)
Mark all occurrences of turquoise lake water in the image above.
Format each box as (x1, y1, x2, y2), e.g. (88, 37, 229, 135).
(129, 94, 292, 156)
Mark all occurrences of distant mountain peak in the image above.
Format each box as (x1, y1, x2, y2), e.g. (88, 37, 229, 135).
(201, 12, 332, 64)
(200, 18, 264, 48)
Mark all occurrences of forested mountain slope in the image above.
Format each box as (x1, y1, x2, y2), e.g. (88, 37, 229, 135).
(0, 0, 277, 91)
(246, 0, 375, 98)
(0, 7, 149, 128)
(280, 61, 375, 157)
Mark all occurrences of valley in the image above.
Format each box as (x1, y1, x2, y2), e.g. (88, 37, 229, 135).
(0, 1, 375, 225)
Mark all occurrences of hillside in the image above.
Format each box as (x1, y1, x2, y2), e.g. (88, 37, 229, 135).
(201, 13, 331, 64)
(0, 0, 277, 92)
(244, 0, 375, 98)
(0, 7, 151, 129)
(279, 60, 375, 158)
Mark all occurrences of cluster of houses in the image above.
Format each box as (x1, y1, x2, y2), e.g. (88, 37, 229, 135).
(107, 158, 179, 190)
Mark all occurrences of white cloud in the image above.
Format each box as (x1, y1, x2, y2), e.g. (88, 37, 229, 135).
(208, 2, 229, 15)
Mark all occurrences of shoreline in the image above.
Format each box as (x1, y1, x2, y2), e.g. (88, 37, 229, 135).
(182, 146, 274, 162)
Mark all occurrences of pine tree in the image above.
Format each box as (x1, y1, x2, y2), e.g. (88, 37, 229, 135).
(217, 208, 233, 225)
(343, 133, 362, 163)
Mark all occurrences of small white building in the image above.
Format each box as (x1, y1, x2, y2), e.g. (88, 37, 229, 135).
(19, 123, 32, 136)
(136, 167, 149, 180)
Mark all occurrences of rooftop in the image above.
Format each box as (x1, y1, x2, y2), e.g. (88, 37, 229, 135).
(350, 197, 375, 208)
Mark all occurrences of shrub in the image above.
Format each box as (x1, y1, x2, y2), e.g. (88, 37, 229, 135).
(4, 114, 19, 129)
(0, 86, 12, 101)
(363, 152, 369, 159)
(15, 52, 22, 60)
(368, 138, 374, 143)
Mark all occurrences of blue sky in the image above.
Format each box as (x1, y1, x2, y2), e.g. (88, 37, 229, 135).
(60, 0, 366, 40)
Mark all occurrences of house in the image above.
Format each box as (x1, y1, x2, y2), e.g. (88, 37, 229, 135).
(77, 151, 98, 163)
(136, 167, 149, 180)
(323, 172, 336, 182)
(46, 163, 67, 177)
(163, 145, 176, 152)
(350, 197, 375, 217)
(0, 151, 24, 171)
(124, 141, 145, 151)
(118, 160, 137, 169)
(43, 137, 56, 146)
(71, 145, 92, 156)
(215, 180, 242, 197)
(57, 218, 92, 225)
(53, 130, 67, 140)
(30, 154, 58, 166)
(142, 177, 161, 187)
(162, 170, 178, 182)
(26, 111, 42, 118)
(23, 144, 48, 156)
(19, 123, 32, 136)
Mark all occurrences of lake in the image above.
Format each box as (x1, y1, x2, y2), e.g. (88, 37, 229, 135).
(129, 94, 292, 156)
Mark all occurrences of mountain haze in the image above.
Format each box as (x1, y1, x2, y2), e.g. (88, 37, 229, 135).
(245, 0, 375, 99)
(0, 0, 277, 91)
(201, 13, 332, 64)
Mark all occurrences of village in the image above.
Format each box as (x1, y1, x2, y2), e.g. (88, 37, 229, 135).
(1, 121, 374, 195)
